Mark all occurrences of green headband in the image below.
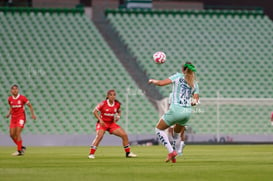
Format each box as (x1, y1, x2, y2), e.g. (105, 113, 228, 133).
(184, 64, 196, 72)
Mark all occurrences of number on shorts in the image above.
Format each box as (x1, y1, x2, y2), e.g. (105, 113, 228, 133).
(19, 120, 24, 126)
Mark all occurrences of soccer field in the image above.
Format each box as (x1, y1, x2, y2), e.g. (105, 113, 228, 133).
(0, 145, 272, 181)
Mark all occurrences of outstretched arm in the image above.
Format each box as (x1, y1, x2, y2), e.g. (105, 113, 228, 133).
(148, 78, 172, 86)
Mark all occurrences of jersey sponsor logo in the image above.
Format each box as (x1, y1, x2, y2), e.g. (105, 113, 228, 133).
(11, 105, 22, 108)
(104, 113, 115, 116)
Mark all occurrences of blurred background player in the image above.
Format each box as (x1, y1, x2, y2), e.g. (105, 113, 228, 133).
(6, 84, 36, 156)
(88, 89, 137, 159)
(149, 62, 199, 163)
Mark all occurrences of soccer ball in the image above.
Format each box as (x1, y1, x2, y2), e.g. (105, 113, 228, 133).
(153, 51, 166, 64)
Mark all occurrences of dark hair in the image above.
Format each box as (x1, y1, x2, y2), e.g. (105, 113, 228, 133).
(105, 89, 121, 104)
(107, 89, 115, 96)
(11, 84, 19, 89)
(182, 61, 193, 71)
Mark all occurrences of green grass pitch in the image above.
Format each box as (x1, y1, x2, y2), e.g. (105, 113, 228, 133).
(0, 145, 272, 181)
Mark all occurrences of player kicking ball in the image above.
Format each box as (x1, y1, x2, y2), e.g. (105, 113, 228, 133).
(149, 62, 199, 163)
(6, 84, 36, 156)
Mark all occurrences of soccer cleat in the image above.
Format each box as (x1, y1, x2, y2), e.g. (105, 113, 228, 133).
(88, 154, 95, 159)
(11, 151, 23, 156)
(165, 151, 177, 162)
(171, 157, 177, 163)
(126, 152, 137, 158)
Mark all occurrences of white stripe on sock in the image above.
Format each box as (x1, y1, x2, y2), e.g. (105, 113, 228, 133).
(155, 128, 173, 153)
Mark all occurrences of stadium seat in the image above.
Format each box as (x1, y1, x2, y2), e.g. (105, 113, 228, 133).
(106, 9, 273, 136)
(0, 8, 159, 135)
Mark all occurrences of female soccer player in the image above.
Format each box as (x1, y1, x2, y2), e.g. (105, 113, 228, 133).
(88, 90, 136, 159)
(149, 62, 199, 163)
(6, 84, 36, 156)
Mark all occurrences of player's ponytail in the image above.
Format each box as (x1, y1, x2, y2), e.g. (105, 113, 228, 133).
(182, 62, 196, 88)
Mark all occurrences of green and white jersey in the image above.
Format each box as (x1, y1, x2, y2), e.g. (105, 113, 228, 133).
(169, 72, 199, 107)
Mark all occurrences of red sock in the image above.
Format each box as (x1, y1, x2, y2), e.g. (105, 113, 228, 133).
(89, 146, 97, 154)
(124, 145, 130, 153)
(17, 140, 22, 151)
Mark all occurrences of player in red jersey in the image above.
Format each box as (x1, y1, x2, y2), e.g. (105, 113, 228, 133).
(88, 90, 136, 159)
(6, 85, 36, 156)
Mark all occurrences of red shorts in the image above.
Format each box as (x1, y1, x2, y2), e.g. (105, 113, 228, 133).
(10, 116, 26, 128)
(96, 121, 121, 134)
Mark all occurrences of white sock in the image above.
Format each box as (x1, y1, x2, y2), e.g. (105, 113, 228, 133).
(173, 132, 181, 151)
(155, 128, 173, 153)
(168, 132, 174, 142)
(178, 141, 185, 153)
(168, 135, 176, 150)
(166, 130, 173, 142)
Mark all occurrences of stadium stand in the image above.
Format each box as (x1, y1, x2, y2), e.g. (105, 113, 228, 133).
(0, 8, 159, 135)
(106, 9, 273, 135)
